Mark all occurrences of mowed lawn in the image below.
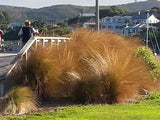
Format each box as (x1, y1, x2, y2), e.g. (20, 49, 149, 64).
(1, 100, 160, 120)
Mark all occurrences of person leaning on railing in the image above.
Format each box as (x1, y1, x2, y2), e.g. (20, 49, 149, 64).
(18, 20, 37, 48)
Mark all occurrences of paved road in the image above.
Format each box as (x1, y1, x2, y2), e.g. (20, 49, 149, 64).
(0, 45, 21, 79)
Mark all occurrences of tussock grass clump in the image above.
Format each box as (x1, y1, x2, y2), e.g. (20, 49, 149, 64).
(67, 30, 153, 103)
(70, 51, 153, 104)
(26, 47, 61, 99)
(3, 87, 38, 115)
(13, 47, 62, 99)
(13, 29, 155, 104)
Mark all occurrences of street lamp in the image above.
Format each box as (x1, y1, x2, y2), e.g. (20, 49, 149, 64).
(95, 0, 99, 31)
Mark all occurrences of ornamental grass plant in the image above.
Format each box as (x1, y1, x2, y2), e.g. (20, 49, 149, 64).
(12, 29, 156, 104)
(3, 87, 38, 115)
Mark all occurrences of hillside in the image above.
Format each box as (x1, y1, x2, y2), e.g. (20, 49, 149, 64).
(0, 5, 31, 22)
(119, 0, 160, 12)
(0, 0, 160, 22)
(0, 5, 95, 22)
(26, 5, 94, 22)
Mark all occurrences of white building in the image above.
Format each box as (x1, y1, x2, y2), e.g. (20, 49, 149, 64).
(8, 22, 23, 29)
(132, 14, 159, 24)
(101, 16, 132, 34)
(79, 13, 95, 17)
(122, 23, 146, 35)
(101, 12, 160, 35)
(83, 22, 96, 28)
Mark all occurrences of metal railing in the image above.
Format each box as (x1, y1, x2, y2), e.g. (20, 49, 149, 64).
(7, 36, 70, 76)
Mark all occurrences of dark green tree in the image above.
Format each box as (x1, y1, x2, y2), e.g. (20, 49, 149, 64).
(31, 19, 45, 32)
(0, 11, 10, 24)
(99, 6, 129, 18)
(68, 17, 79, 25)
(0, 11, 5, 24)
(2, 11, 10, 24)
(54, 28, 71, 36)
(57, 22, 68, 28)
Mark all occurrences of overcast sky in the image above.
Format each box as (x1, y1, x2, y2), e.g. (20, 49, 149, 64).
(0, 0, 148, 8)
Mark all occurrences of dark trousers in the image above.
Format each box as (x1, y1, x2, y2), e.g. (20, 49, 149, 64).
(21, 42, 27, 49)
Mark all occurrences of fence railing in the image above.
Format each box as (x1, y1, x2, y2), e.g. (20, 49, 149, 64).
(7, 36, 70, 76)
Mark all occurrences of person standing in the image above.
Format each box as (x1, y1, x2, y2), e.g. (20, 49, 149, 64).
(0, 29, 4, 45)
(18, 20, 37, 48)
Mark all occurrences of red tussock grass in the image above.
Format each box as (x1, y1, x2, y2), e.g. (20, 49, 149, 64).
(12, 29, 155, 104)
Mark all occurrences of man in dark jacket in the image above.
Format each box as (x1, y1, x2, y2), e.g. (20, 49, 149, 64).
(18, 20, 36, 48)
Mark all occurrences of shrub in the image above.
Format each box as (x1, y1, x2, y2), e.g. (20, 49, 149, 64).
(143, 92, 160, 100)
(140, 91, 160, 105)
(136, 47, 160, 81)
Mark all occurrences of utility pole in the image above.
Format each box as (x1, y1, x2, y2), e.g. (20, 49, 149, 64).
(146, 10, 149, 48)
(95, 0, 99, 31)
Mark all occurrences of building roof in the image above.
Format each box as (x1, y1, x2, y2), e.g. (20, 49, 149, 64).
(123, 23, 157, 29)
(79, 13, 95, 17)
(132, 12, 160, 20)
(132, 14, 148, 19)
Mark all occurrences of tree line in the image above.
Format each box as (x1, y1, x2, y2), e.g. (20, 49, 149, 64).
(0, 11, 10, 24)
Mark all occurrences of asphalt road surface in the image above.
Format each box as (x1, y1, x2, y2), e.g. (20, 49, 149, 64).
(0, 45, 21, 79)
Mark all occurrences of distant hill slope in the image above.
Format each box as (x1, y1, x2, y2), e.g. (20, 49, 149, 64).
(0, 5, 95, 22)
(0, 0, 160, 22)
(0, 5, 31, 22)
(26, 5, 94, 22)
(119, 0, 160, 12)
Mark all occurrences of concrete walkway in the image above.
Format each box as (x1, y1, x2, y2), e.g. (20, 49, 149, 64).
(0, 46, 21, 79)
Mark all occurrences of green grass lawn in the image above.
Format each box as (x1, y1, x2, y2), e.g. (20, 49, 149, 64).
(1, 99, 160, 120)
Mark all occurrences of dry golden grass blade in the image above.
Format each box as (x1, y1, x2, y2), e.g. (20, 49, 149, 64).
(3, 87, 38, 115)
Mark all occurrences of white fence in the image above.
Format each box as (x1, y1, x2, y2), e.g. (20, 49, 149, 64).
(0, 36, 70, 97)
(7, 36, 70, 75)
(35, 37, 70, 47)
